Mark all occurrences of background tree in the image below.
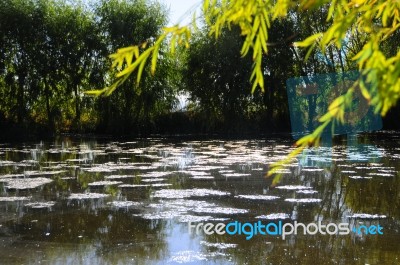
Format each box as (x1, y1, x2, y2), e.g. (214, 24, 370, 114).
(93, 0, 176, 134)
(0, 0, 179, 136)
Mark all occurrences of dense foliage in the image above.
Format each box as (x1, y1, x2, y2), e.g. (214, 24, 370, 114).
(0, 0, 176, 136)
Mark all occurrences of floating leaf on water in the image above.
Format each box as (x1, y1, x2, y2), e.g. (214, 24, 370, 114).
(200, 241, 237, 249)
(193, 207, 248, 215)
(68, 193, 109, 200)
(151, 183, 172, 187)
(235, 195, 279, 200)
(221, 173, 251, 178)
(296, 190, 318, 194)
(0, 160, 16, 166)
(88, 181, 123, 186)
(108, 201, 142, 208)
(0, 196, 31, 202)
(256, 213, 290, 219)
(141, 178, 166, 183)
(119, 184, 150, 188)
(210, 217, 230, 221)
(140, 172, 172, 178)
(0, 174, 24, 179)
(178, 215, 214, 222)
(20, 160, 39, 164)
(24, 170, 66, 176)
(367, 172, 395, 177)
(275, 185, 312, 190)
(3, 177, 53, 190)
(105, 175, 135, 180)
(218, 170, 235, 173)
(25, 201, 56, 208)
(337, 164, 353, 167)
(168, 251, 208, 263)
(83, 166, 116, 173)
(188, 171, 212, 176)
(347, 213, 387, 219)
(152, 189, 230, 199)
(140, 211, 181, 220)
(285, 198, 322, 203)
(301, 168, 324, 172)
(61, 177, 75, 180)
(161, 199, 217, 209)
(348, 176, 372, 180)
(191, 176, 215, 179)
(271, 169, 292, 174)
(188, 166, 227, 171)
(66, 159, 88, 163)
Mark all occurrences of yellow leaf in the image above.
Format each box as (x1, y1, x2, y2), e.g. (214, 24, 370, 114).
(294, 33, 323, 47)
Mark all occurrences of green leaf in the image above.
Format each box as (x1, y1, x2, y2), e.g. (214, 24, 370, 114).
(294, 33, 322, 47)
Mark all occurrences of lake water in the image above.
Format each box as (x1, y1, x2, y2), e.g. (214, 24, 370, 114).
(0, 132, 399, 264)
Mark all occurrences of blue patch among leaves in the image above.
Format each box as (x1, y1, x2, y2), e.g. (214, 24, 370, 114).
(286, 71, 382, 140)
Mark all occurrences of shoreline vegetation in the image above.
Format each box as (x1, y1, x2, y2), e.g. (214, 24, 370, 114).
(1, 0, 399, 140)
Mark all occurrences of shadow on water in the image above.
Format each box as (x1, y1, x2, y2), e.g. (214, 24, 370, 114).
(0, 133, 399, 264)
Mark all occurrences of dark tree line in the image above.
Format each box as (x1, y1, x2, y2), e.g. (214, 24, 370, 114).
(0, 0, 177, 137)
(0, 1, 398, 138)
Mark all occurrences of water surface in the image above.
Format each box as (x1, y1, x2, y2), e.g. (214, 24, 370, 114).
(0, 133, 399, 264)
